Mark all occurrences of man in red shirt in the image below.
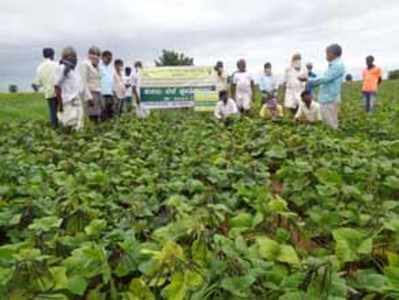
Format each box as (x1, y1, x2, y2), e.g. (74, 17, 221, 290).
(362, 56, 382, 113)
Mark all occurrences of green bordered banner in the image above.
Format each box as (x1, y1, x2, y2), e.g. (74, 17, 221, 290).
(140, 66, 218, 111)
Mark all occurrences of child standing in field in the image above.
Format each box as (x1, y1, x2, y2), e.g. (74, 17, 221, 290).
(283, 53, 307, 115)
(232, 59, 255, 114)
(32, 48, 59, 128)
(214, 90, 239, 120)
(123, 67, 133, 112)
(100, 50, 115, 120)
(80, 46, 102, 123)
(259, 92, 283, 120)
(295, 90, 322, 123)
(113, 59, 126, 116)
(55, 47, 84, 130)
(362, 55, 383, 113)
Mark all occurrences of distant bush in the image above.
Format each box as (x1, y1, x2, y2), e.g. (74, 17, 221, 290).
(388, 70, 399, 80)
(345, 74, 353, 82)
(8, 84, 18, 93)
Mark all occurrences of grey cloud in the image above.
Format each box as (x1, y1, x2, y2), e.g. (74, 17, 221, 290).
(1, 0, 399, 91)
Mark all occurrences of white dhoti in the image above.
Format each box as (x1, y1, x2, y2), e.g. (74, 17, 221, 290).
(236, 92, 252, 111)
(57, 98, 84, 130)
(284, 88, 302, 109)
(320, 102, 339, 129)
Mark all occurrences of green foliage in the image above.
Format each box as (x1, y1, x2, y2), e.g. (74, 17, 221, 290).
(8, 84, 18, 93)
(388, 69, 399, 80)
(0, 81, 399, 298)
(155, 49, 194, 66)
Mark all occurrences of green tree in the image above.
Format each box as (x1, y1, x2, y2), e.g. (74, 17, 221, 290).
(388, 69, 399, 80)
(155, 50, 194, 66)
(345, 74, 353, 82)
(8, 84, 18, 93)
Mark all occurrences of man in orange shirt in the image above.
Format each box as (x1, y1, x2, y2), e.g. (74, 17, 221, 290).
(362, 55, 382, 113)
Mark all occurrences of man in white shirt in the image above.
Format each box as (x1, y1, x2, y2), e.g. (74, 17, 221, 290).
(295, 90, 322, 124)
(131, 61, 143, 106)
(99, 50, 114, 120)
(32, 48, 58, 128)
(214, 61, 229, 93)
(214, 90, 239, 120)
(55, 47, 84, 130)
(257, 62, 278, 96)
(123, 67, 133, 112)
(284, 53, 307, 115)
(232, 59, 255, 113)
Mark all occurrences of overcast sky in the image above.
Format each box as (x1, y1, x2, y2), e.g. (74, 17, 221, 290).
(1, 0, 399, 91)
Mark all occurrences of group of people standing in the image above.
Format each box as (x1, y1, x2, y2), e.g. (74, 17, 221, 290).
(32, 43, 383, 131)
(214, 43, 383, 129)
(33, 46, 142, 129)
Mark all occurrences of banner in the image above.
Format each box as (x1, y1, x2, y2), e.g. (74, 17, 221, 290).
(140, 66, 218, 111)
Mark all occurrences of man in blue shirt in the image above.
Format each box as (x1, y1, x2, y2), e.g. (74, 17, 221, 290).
(302, 44, 345, 129)
(257, 62, 278, 97)
(100, 50, 114, 120)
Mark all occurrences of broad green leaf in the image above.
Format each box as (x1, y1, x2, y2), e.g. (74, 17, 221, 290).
(49, 267, 68, 290)
(333, 228, 373, 263)
(257, 237, 280, 261)
(84, 219, 107, 236)
(28, 217, 62, 232)
(278, 245, 300, 266)
(67, 275, 88, 296)
(220, 275, 256, 298)
(128, 278, 155, 300)
(268, 196, 288, 213)
(163, 272, 186, 300)
(229, 212, 253, 229)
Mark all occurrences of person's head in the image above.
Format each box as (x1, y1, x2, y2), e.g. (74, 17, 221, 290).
(215, 61, 224, 73)
(134, 61, 143, 71)
(366, 55, 375, 68)
(301, 90, 313, 107)
(88, 46, 101, 66)
(264, 62, 272, 75)
(237, 59, 246, 72)
(306, 62, 313, 72)
(219, 90, 228, 103)
(102, 50, 113, 65)
(61, 46, 77, 67)
(262, 92, 277, 110)
(114, 59, 124, 73)
(125, 66, 132, 76)
(291, 53, 302, 70)
(43, 48, 55, 60)
(326, 44, 342, 62)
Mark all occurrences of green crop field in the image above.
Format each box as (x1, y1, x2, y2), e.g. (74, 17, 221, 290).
(0, 93, 47, 122)
(0, 81, 399, 299)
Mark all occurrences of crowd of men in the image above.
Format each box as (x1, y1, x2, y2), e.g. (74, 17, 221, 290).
(214, 44, 383, 129)
(32, 43, 383, 130)
(33, 46, 143, 130)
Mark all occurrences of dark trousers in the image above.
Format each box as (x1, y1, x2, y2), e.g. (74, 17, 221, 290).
(102, 95, 115, 120)
(47, 97, 58, 128)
